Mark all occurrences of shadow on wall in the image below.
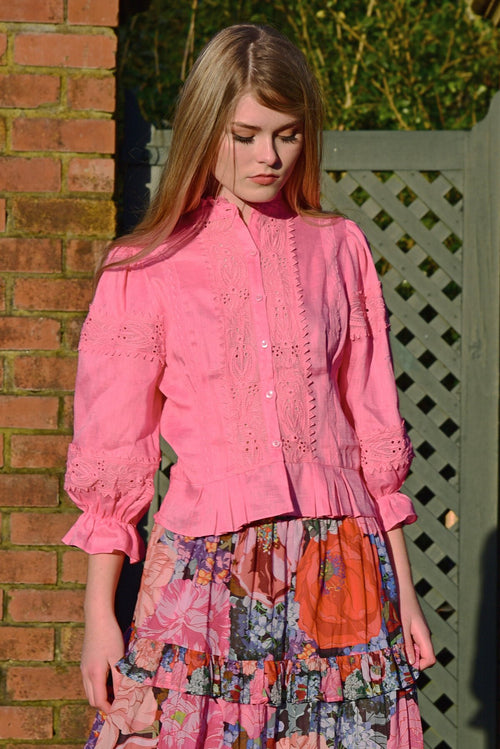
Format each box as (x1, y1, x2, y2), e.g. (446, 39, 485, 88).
(471, 528, 499, 748)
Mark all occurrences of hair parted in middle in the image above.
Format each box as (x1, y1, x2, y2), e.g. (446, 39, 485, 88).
(106, 24, 327, 266)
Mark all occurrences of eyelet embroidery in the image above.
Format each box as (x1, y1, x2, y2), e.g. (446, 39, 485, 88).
(358, 424, 413, 474)
(79, 310, 166, 361)
(349, 288, 389, 341)
(65, 444, 158, 499)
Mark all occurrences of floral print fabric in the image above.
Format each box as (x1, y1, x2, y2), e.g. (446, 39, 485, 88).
(87, 517, 423, 748)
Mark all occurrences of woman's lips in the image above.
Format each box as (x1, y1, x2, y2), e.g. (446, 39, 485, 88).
(250, 175, 279, 185)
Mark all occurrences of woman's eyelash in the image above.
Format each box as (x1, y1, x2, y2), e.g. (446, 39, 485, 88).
(232, 132, 300, 144)
(232, 134, 254, 144)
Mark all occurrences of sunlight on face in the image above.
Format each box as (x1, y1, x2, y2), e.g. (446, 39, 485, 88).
(214, 93, 303, 212)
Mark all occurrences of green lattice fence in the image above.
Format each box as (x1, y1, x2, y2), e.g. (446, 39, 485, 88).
(147, 93, 500, 749)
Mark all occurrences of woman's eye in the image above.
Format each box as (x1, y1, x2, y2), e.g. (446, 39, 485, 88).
(232, 133, 254, 144)
(281, 133, 300, 143)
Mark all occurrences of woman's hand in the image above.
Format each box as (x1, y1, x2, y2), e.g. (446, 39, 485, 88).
(81, 611, 125, 712)
(398, 589, 436, 670)
(82, 552, 126, 712)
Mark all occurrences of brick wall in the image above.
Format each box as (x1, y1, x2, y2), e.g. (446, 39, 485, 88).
(0, 1, 119, 745)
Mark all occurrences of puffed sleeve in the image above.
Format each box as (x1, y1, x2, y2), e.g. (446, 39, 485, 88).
(337, 221, 417, 531)
(62, 255, 166, 562)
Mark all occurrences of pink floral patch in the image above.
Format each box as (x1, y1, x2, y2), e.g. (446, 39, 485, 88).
(139, 578, 230, 656)
(158, 693, 222, 748)
(96, 677, 158, 745)
(388, 691, 423, 749)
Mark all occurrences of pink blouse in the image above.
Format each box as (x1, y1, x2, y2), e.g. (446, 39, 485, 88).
(63, 197, 416, 562)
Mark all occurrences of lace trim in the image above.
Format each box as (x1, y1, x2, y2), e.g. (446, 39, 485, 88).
(257, 215, 316, 461)
(349, 288, 389, 340)
(359, 424, 414, 473)
(79, 309, 166, 361)
(65, 444, 159, 497)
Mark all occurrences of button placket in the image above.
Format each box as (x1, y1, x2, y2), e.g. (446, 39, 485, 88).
(243, 231, 283, 454)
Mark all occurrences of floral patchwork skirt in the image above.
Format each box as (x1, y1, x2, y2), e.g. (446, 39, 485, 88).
(86, 516, 423, 748)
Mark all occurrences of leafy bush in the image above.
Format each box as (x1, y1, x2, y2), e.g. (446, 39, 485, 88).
(118, 0, 499, 130)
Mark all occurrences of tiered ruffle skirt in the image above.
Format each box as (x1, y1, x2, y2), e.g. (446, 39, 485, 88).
(86, 516, 423, 748)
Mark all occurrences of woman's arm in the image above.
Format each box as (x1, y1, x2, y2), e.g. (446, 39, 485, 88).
(81, 552, 126, 712)
(386, 527, 436, 670)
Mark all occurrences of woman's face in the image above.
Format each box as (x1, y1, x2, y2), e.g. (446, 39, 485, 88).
(214, 93, 303, 210)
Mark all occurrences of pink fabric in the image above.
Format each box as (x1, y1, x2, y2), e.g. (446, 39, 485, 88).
(63, 197, 416, 561)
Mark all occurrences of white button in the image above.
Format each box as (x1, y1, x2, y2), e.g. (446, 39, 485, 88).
(261, 340, 268, 348)
(250, 250, 258, 256)
(265, 390, 274, 399)
(272, 440, 282, 448)
(256, 295, 263, 302)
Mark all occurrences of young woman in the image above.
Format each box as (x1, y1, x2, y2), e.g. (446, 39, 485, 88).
(63, 23, 435, 749)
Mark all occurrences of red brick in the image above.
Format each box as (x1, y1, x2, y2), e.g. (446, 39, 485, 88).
(0, 238, 62, 273)
(14, 355, 77, 390)
(68, 0, 119, 26)
(0, 550, 57, 583)
(10, 434, 71, 469)
(67, 157, 114, 193)
(8, 589, 85, 623)
(15, 278, 93, 312)
(60, 626, 84, 660)
(59, 703, 96, 740)
(66, 238, 106, 272)
(0, 317, 60, 350)
(0, 474, 59, 506)
(0, 278, 5, 311)
(13, 117, 115, 154)
(0, 433, 4, 468)
(0, 396, 59, 429)
(0, 626, 54, 661)
(0, 706, 53, 740)
(65, 317, 85, 350)
(68, 75, 115, 112)
(0, 74, 60, 109)
(0, 34, 7, 64)
(0, 157, 61, 192)
(62, 393, 74, 430)
(0, 0, 63, 23)
(0, 198, 6, 232)
(10, 512, 77, 545)
(7, 664, 85, 701)
(12, 197, 116, 235)
(61, 549, 87, 583)
(14, 33, 116, 69)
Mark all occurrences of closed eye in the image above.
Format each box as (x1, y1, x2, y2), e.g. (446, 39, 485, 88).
(232, 133, 254, 144)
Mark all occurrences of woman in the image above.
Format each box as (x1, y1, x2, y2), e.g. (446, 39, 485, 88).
(63, 23, 435, 748)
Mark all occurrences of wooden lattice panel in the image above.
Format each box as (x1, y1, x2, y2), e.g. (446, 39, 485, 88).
(321, 169, 462, 748)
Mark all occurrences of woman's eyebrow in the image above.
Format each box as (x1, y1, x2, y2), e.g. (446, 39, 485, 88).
(231, 120, 301, 131)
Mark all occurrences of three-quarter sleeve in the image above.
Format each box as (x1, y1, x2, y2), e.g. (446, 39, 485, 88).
(338, 222, 417, 531)
(62, 258, 166, 562)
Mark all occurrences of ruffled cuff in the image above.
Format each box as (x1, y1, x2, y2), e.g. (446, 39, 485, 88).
(62, 511, 145, 563)
(373, 491, 417, 532)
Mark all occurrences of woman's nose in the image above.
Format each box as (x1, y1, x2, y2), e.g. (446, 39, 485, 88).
(257, 138, 281, 166)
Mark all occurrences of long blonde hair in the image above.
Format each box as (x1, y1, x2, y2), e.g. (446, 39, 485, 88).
(103, 24, 327, 270)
